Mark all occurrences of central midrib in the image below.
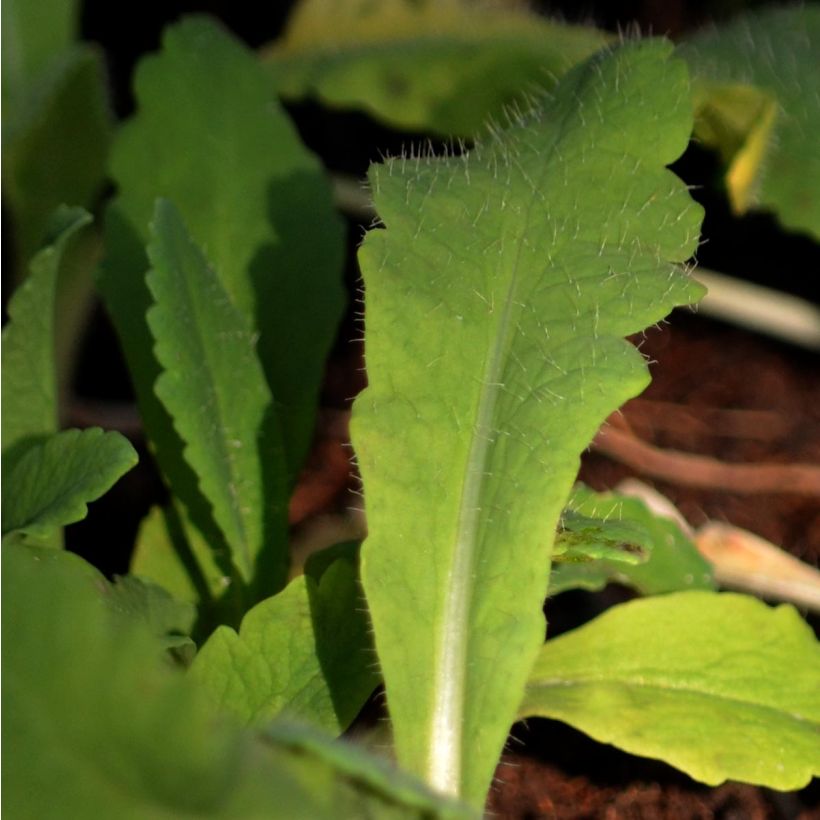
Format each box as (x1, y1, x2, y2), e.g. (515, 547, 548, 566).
(427, 242, 523, 795)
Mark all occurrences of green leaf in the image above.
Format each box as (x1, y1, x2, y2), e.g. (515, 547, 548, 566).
(100, 15, 344, 488)
(520, 591, 820, 790)
(2, 543, 470, 819)
(2, 427, 138, 546)
(131, 504, 229, 611)
(107, 574, 197, 655)
(2, 207, 91, 474)
(681, 6, 820, 239)
(554, 508, 653, 566)
(191, 547, 378, 734)
(352, 40, 704, 804)
(146, 198, 287, 595)
(3, 46, 111, 269)
(266, 0, 608, 136)
(549, 485, 714, 596)
(1, 0, 77, 104)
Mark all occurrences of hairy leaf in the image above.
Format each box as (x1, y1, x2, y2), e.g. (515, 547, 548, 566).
(146, 199, 287, 594)
(2, 207, 91, 474)
(681, 6, 820, 239)
(191, 547, 378, 734)
(266, 0, 607, 136)
(2, 428, 138, 546)
(101, 15, 344, 489)
(549, 485, 714, 596)
(352, 40, 704, 804)
(521, 591, 820, 789)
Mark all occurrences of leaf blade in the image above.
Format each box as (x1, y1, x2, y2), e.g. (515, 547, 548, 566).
(2, 427, 138, 544)
(191, 549, 378, 734)
(520, 591, 820, 789)
(352, 40, 704, 804)
(1, 207, 91, 473)
(146, 198, 287, 591)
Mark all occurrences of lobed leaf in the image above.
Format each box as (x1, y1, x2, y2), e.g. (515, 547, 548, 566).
(101, 15, 345, 489)
(549, 484, 714, 596)
(146, 198, 287, 594)
(266, 0, 607, 136)
(2, 207, 91, 474)
(2, 543, 470, 819)
(191, 546, 378, 734)
(681, 6, 820, 239)
(352, 40, 704, 804)
(2, 428, 137, 547)
(520, 591, 820, 790)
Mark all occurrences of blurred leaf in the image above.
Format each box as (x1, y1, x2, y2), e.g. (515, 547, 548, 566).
(549, 485, 714, 596)
(146, 199, 287, 596)
(352, 40, 703, 805)
(2, 428, 138, 547)
(192, 547, 378, 734)
(1, 0, 77, 105)
(101, 15, 345, 492)
(2, 543, 471, 819)
(521, 591, 820, 789)
(108, 574, 197, 655)
(2, 207, 91, 474)
(3, 46, 111, 269)
(682, 6, 820, 239)
(266, 0, 608, 136)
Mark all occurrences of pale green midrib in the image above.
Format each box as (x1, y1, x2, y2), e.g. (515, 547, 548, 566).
(161, 239, 253, 577)
(525, 677, 818, 726)
(426, 65, 599, 797)
(429, 259, 520, 795)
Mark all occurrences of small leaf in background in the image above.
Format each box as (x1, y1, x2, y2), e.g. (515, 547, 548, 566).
(2, 427, 138, 547)
(266, 0, 608, 136)
(101, 15, 345, 488)
(3, 46, 111, 270)
(1, 207, 91, 474)
(146, 198, 288, 596)
(131, 504, 229, 612)
(549, 485, 714, 597)
(2, 543, 469, 819)
(1, 0, 77, 102)
(554, 507, 654, 566)
(681, 6, 820, 239)
(520, 591, 820, 790)
(353, 40, 704, 805)
(191, 545, 378, 735)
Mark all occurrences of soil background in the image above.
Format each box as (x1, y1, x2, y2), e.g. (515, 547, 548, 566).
(46, 0, 820, 817)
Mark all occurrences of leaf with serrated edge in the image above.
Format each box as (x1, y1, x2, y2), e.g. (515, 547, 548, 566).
(102, 16, 344, 484)
(2, 427, 138, 545)
(2, 207, 90, 474)
(146, 198, 287, 593)
(191, 551, 378, 734)
(521, 591, 820, 789)
(549, 484, 714, 596)
(352, 40, 704, 805)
